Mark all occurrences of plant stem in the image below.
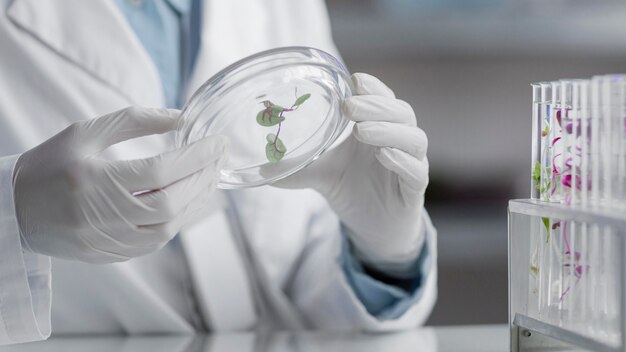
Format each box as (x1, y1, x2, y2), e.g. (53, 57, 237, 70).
(274, 122, 282, 146)
(265, 94, 307, 153)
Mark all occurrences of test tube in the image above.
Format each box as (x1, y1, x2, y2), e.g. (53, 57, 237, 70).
(579, 80, 590, 207)
(601, 76, 613, 207)
(578, 222, 590, 332)
(605, 75, 620, 209)
(618, 76, 626, 208)
(570, 80, 589, 207)
(576, 81, 591, 332)
(530, 83, 547, 315)
(568, 221, 576, 323)
(528, 216, 541, 318)
(540, 82, 553, 202)
(570, 82, 580, 206)
(611, 75, 626, 208)
(551, 81, 564, 203)
(533, 210, 548, 318)
(531, 83, 542, 199)
(591, 77, 601, 207)
(589, 223, 601, 337)
(534, 86, 550, 316)
(560, 80, 574, 205)
(606, 229, 620, 343)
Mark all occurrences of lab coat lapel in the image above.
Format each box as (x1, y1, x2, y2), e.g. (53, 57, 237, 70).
(6, 0, 164, 106)
(178, 190, 258, 331)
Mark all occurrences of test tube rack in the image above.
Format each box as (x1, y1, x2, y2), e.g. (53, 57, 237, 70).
(510, 75, 626, 352)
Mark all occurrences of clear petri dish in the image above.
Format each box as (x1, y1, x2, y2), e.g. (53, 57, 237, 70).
(176, 46, 353, 189)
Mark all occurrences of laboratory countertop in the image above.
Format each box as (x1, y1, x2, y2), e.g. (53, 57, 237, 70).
(0, 324, 509, 352)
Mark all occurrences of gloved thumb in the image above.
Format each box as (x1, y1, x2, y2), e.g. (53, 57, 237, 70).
(271, 124, 354, 194)
(73, 107, 180, 156)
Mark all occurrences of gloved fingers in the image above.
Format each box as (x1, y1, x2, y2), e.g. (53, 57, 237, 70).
(136, 190, 216, 244)
(79, 245, 134, 264)
(269, 136, 348, 193)
(353, 122, 427, 161)
(83, 240, 164, 264)
(375, 147, 428, 207)
(88, 242, 161, 263)
(269, 160, 324, 191)
(75, 226, 159, 263)
(105, 135, 229, 193)
(342, 95, 417, 126)
(125, 159, 221, 226)
(177, 190, 221, 231)
(351, 73, 396, 98)
(74, 107, 180, 154)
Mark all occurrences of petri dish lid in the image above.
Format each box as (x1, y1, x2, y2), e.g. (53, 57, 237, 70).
(176, 46, 353, 189)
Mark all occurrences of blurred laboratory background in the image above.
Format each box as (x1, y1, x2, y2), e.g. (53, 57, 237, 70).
(326, 0, 626, 325)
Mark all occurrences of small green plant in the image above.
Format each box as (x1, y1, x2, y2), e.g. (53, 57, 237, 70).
(256, 92, 311, 163)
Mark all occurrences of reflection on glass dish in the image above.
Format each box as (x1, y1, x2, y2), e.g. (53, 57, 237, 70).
(176, 46, 352, 189)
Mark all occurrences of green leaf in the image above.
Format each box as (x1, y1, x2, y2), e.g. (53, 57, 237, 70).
(542, 217, 550, 233)
(294, 93, 311, 106)
(532, 162, 541, 184)
(256, 109, 285, 126)
(271, 106, 284, 114)
(265, 134, 287, 163)
(541, 217, 551, 242)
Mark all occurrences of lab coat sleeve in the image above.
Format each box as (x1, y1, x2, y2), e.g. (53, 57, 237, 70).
(288, 206, 437, 331)
(340, 226, 431, 320)
(0, 154, 51, 345)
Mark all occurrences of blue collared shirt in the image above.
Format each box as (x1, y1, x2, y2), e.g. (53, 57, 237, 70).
(114, 0, 429, 319)
(114, 0, 198, 107)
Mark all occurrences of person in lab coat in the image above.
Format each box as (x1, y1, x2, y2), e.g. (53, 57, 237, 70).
(0, 0, 437, 345)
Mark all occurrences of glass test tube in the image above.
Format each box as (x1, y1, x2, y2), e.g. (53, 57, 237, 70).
(534, 84, 550, 317)
(540, 82, 553, 202)
(570, 82, 580, 206)
(536, 214, 549, 318)
(528, 215, 540, 318)
(551, 81, 563, 203)
(601, 76, 613, 207)
(575, 223, 588, 335)
(574, 81, 591, 333)
(564, 220, 575, 325)
(618, 76, 626, 208)
(612, 75, 626, 208)
(591, 77, 601, 207)
(531, 83, 542, 199)
(579, 80, 590, 207)
(589, 223, 600, 337)
(560, 80, 573, 205)
(570, 80, 589, 207)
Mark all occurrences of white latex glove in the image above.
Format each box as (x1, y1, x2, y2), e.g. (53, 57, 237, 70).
(13, 107, 229, 264)
(276, 73, 429, 273)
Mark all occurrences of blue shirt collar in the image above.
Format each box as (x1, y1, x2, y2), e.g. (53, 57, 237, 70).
(165, 0, 192, 15)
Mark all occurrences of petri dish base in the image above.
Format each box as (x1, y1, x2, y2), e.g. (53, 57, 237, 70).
(176, 47, 352, 189)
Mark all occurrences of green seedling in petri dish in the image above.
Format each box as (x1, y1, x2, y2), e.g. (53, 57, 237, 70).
(256, 91, 311, 163)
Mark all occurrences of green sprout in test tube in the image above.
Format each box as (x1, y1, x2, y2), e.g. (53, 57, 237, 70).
(256, 91, 311, 163)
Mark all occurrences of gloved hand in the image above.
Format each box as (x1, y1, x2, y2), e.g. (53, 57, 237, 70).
(276, 73, 429, 273)
(13, 107, 229, 264)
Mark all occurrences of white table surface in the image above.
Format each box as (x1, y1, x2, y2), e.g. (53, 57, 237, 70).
(0, 324, 509, 352)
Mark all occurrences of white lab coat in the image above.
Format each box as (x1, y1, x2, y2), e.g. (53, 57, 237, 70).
(0, 0, 438, 345)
